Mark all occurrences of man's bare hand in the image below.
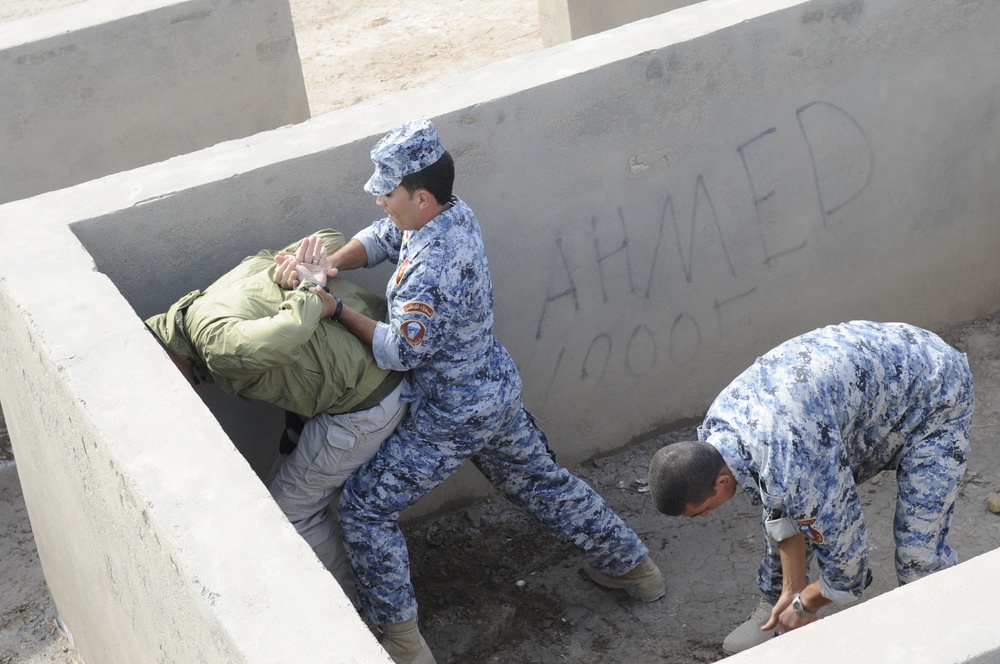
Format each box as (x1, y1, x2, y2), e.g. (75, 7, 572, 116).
(273, 252, 301, 289)
(272, 235, 331, 289)
(309, 285, 341, 319)
(762, 592, 818, 635)
(293, 235, 329, 287)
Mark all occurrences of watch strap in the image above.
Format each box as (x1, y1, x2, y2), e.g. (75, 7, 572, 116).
(792, 593, 817, 617)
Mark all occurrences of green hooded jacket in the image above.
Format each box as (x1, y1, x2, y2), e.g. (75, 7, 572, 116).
(146, 230, 401, 418)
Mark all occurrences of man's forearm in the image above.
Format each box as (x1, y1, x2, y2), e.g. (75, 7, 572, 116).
(778, 534, 831, 614)
(337, 303, 377, 347)
(309, 285, 377, 345)
(778, 534, 809, 595)
(328, 238, 369, 272)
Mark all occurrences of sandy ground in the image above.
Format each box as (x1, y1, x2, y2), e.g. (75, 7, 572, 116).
(288, 0, 543, 116)
(4, 2, 1000, 663)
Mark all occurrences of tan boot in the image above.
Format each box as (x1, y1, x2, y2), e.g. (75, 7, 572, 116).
(582, 556, 665, 602)
(722, 597, 776, 655)
(380, 618, 437, 664)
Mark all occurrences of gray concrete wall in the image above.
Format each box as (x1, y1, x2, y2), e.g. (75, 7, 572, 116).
(22, 0, 1000, 511)
(538, 0, 702, 46)
(0, 0, 310, 205)
(2, 0, 999, 660)
(725, 547, 1000, 663)
(0, 230, 393, 662)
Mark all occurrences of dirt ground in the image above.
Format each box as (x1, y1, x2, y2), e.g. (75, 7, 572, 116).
(402, 312, 1000, 663)
(4, 2, 1000, 663)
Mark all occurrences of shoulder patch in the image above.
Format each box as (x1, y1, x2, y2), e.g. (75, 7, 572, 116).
(796, 517, 825, 545)
(402, 301, 435, 318)
(400, 320, 426, 347)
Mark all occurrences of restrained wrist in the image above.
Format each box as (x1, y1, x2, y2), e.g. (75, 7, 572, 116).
(300, 280, 328, 292)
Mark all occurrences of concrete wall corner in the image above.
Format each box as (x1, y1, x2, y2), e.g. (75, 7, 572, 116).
(0, 0, 311, 205)
(538, 0, 704, 46)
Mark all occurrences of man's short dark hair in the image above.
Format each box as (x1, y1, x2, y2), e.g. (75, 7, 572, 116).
(648, 441, 726, 516)
(400, 150, 454, 205)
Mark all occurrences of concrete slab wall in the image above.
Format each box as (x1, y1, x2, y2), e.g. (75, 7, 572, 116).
(17, 0, 1000, 510)
(0, 0, 310, 205)
(724, 547, 1000, 663)
(1, 0, 999, 660)
(0, 210, 392, 663)
(538, 0, 702, 46)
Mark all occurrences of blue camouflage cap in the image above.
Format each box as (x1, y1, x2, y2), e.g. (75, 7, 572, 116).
(364, 119, 446, 196)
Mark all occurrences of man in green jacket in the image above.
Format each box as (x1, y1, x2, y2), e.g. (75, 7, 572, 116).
(146, 229, 405, 606)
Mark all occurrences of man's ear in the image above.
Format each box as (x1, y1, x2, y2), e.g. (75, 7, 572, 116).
(416, 188, 434, 207)
(715, 467, 737, 498)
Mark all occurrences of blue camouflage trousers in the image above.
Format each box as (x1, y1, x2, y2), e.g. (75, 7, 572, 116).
(757, 369, 974, 604)
(338, 401, 649, 626)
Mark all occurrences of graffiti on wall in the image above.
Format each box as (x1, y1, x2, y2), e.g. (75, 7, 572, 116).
(531, 101, 874, 394)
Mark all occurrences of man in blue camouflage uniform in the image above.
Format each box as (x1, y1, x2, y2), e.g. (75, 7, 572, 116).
(290, 119, 663, 664)
(647, 320, 974, 655)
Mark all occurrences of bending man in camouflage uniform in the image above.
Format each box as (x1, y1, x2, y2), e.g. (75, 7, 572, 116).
(146, 230, 405, 607)
(280, 119, 664, 664)
(647, 320, 974, 655)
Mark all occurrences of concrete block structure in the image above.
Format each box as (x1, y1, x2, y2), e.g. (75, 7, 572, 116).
(724, 545, 1000, 662)
(1, 0, 999, 661)
(0, 0, 310, 205)
(538, 0, 703, 46)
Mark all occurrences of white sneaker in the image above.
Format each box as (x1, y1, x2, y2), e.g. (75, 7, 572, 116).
(722, 597, 777, 655)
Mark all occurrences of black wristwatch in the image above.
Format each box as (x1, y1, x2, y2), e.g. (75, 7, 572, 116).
(791, 593, 817, 617)
(328, 297, 343, 322)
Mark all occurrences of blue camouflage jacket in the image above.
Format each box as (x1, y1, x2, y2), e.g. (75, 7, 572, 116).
(698, 320, 972, 602)
(355, 199, 522, 432)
